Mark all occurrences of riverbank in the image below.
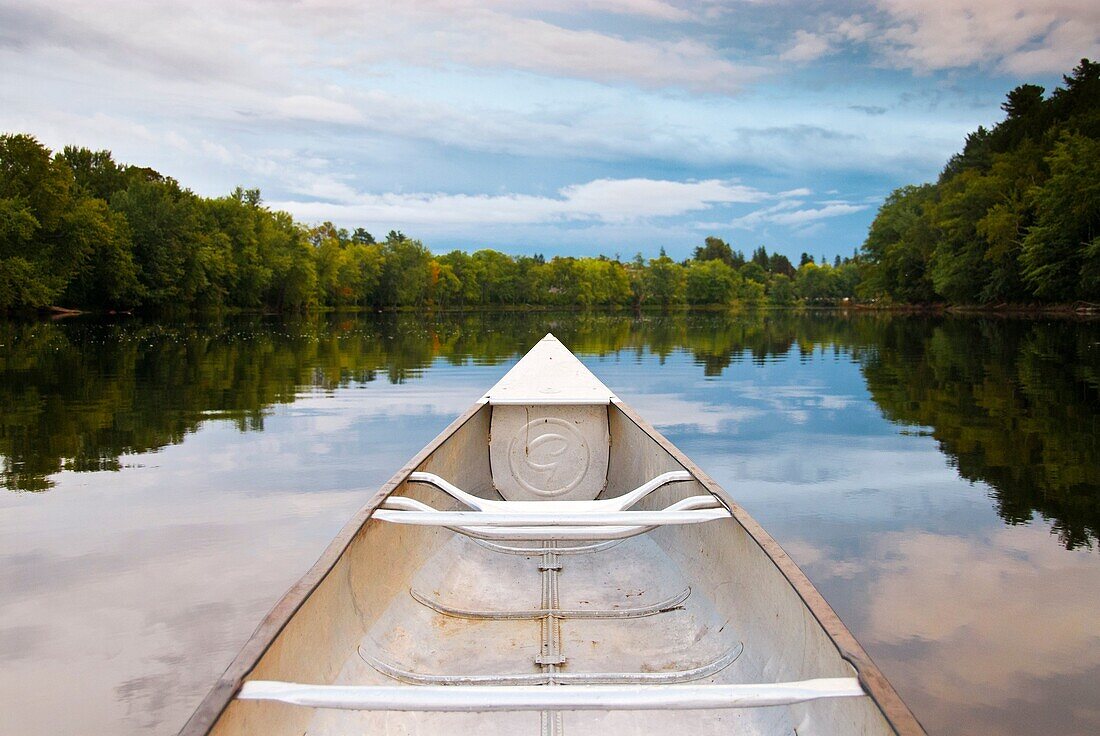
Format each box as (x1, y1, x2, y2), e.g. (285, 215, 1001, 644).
(26, 300, 1100, 321)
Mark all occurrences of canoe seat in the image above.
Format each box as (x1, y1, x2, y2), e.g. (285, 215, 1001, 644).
(373, 471, 730, 541)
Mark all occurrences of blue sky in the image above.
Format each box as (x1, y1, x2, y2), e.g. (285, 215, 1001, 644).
(1, 1, 1096, 262)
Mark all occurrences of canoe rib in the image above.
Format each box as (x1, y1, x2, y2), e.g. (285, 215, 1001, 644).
(408, 585, 692, 620)
(236, 677, 864, 711)
(470, 538, 625, 556)
(358, 640, 745, 687)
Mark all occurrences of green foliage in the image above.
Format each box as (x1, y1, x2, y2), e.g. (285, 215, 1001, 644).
(860, 185, 938, 302)
(0, 133, 81, 307)
(862, 59, 1100, 304)
(641, 254, 685, 308)
(472, 249, 521, 305)
(57, 146, 129, 200)
(1021, 133, 1100, 300)
(60, 198, 140, 307)
(378, 232, 433, 307)
(737, 277, 765, 306)
(767, 274, 796, 305)
(1, 132, 864, 312)
(110, 175, 201, 306)
(692, 236, 744, 268)
(685, 259, 739, 305)
(739, 261, 767, 284)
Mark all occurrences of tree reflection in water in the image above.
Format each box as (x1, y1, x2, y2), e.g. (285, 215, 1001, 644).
(1, 311, 1097, 549)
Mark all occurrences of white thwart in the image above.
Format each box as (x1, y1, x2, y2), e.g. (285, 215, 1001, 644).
(405, 471, 696, 513)
(238, 679, 867, 711)
(372, 509, 730, 527)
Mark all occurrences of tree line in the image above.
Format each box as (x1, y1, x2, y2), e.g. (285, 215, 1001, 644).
(1, 133, 862, 312)
(860, 59, 1100, 305)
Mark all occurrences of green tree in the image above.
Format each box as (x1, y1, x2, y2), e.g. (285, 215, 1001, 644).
(862, 58, 1100, 305)
(739, 262, 767, 284)
(767, 274, 796, 305)
(768, 252, 795, 277)
(60, 198, 140, 308)
(56, 147, 129, 200)
(685, 259, 738, 305)
(429, 259, 462, 307)
(693, 236, 739, 267)
(0, 134, 85, 308)
(110, 176, 204, 307)
(472, 249, 520, 305)
(795, 262, 839, 302)
(641, 254, 685, 308)
(736, 278, 765, 306)
(860, 184, 938, 303)
(437, 250, 482, 306)
(377, 233, 433, 307)
(1021, 134, 1100, 300)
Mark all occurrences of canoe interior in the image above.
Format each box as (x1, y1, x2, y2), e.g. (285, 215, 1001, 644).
(203, 402, 899, 735)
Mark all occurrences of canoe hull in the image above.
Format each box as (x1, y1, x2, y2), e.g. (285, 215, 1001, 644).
(182, 399, 924, 736)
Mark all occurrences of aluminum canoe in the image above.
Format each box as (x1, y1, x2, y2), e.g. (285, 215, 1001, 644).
(182, 334, 924, 736)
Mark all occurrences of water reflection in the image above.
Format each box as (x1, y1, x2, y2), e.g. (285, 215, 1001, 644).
(0, 311, 1098, 736)
(3, 313, 1096, 550)
(861, 317, 1100, 549)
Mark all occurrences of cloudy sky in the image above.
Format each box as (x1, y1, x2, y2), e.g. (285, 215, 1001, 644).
(2, 1, 1097, 261)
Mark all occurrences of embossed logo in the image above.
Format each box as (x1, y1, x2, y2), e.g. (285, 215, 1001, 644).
(507, 417, 590, 497)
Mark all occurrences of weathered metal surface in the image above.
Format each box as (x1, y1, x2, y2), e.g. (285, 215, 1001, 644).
(490, 403, 611, 501)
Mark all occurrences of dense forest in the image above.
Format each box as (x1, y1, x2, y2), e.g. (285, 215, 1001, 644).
(3, 312, 1096, 548)
(0, 133, 857, 312)
(860, 59, 1100, 305)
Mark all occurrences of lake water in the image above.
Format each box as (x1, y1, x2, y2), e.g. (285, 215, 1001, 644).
(1, 311, 1097, 735)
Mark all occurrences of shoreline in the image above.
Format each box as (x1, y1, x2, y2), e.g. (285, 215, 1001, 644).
(12, 301, 1100, 320)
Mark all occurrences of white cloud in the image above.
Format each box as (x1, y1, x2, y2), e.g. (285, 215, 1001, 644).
(0, 0, 756, 95)
(270, 177, 778, 226)
(713, 198, 869, 231)
(6, 0, 1050, 253)
(557, 0, 695, 22)
(778, 3, 1099, 73)
(870, 0, 1100, 73)
(777, 15, 876, 63)
(780, 30, 832, 62)
(399, 9, 760, 93)
(614, 391, 767, 433)
(767, 202, 869, 225)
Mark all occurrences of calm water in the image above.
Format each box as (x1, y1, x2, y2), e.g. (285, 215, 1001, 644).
(1, 311, 1098, 735)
